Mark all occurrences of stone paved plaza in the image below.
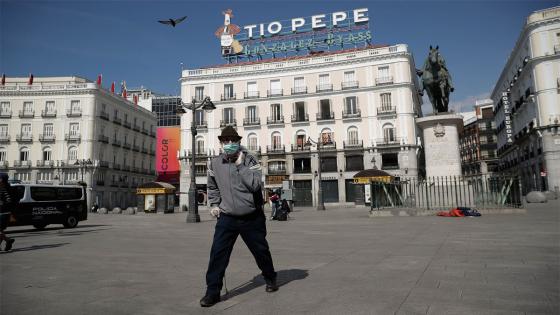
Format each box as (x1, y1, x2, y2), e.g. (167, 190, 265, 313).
(1, 201, 559, 314)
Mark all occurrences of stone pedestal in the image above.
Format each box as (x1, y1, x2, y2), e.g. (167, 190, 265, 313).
(416, 114, 464, 178)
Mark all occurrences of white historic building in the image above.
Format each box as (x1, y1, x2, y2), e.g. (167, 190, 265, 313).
(0, 76, 157, 209)
(492, 6, 560, 193)
(179, 44, 423, 207)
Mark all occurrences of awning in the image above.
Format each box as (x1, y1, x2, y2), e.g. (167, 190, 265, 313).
(137, 181, 177, 195)
(352, 169, 393, 184)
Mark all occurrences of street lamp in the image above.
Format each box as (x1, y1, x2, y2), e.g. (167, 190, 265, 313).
(74, 159, 93, 183)
(176, 96, 216, 223)
(305, 136, 326, 210)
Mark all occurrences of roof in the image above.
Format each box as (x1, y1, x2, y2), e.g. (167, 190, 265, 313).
(138, 181, 177, 190)
(353, 169, 393, 178)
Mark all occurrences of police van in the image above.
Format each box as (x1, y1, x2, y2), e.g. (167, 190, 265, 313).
(9, 183, 88, 230)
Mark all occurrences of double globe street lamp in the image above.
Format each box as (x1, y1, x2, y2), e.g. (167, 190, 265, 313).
(176, 97, 216, 223)
(74, 158, 93, 183)
(305, 136, 326, 210)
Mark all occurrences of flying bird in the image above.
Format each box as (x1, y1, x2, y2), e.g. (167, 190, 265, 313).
(158, 16, 187, 27)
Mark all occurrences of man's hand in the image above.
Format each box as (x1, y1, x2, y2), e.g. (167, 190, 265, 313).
(209, 207, 220, 218)
(235, 151, 244, 166)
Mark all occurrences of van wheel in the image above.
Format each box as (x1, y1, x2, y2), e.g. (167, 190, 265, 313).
(63, 215, 79, 228)
(33, 223, 48, 230)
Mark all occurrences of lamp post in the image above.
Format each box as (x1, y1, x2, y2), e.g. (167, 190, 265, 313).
(176, 96, 216, 223)
(305, 136, 325, 210)
(74, 159, 93, 184)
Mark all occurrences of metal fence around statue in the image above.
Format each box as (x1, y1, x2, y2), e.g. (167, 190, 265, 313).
(369, 175, 522, 211)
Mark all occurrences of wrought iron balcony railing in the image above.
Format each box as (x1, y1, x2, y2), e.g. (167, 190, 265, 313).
(266, 116, 284, 125)
(220, 119, 237, 127)
(41, 109, 57, 118)
(267, 89, 283, 97)
(291, 86, 307, 94)
(376, 76, 393, 85)
(243, 117, 260, 126)
(342, 109, 361, 119)
(316, 84, 333, 92)
(291, 114, 309, 123)
(341, 81, 359, 90)
(316, 112, 335, 121)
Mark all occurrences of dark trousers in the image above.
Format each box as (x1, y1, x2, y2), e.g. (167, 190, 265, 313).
(205, 210, 276, 296)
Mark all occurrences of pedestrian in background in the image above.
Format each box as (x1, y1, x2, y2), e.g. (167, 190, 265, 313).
(200, 126, 278, 307)
(0, 173, 15, 251)
(269, 190, 280, 220)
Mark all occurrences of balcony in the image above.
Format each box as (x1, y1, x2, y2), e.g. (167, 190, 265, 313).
(267, 89, 283, 97)
(376, 76, 394, 85)
(123, 121, 132, 129)
(0, 161, 9, 168)
(320, 141, 337, 151)
(113, 163, 121, 170)
(0, 110, 12, 118)
(150, 130, 156, 137)
(132, 145, 140, 152)
(342, 109, 361, 119)
(195, 121, 208, 129)
(41, 109, 57, 118)
(149, 148, 156, 156)
(316, 112, 335, 121)
(141, 128, 149, 135)
(220, 119, 237, 127)
(377, 106, 396, 116)
(122, 142, 131, 149)
(267, 116, 284, 125)
(65, 133, 81, 142)
(266, 145, 286, 154)
(39, 134, 56, 142)
(132, 167, 140, 173)
(113, 117, 122, 125)
(243, 117, 260, 126)
(0, 134, 10, 143)
(221, 93, 236, 101)
(96, 180, 105, 186)
(316, 84, 333, 92)
(16, 134, 33, 142)
(99, 111, 109, 120)
(112, 139, 122, 147)
(13, 160, 32, 168)
(66, 109, 82, 117)
(291, 114, 309, 123)
(375, 137, 402, 146)
(247, 146, 261, 155)
(291, 86, 307, 95)
(343, 140, 364, 149)
(98, 135, 109, 143)
(291, 144, 310, 152)
(141, 147, 148, 154)
(99, 161, 110, 168)
(341, 81, 359, 90)
(132, 124, 140, 132)
(19, 110, 35, 118)
(268, 168, 287, 175)
(244, 91, 260, 99)
(36, 160, 55, 167)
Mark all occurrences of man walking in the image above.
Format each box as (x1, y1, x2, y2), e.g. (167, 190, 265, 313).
(200, 126, 278, 307)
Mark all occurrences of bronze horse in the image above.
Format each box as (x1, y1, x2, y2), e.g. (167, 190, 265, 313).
(417, 46, 454, 114)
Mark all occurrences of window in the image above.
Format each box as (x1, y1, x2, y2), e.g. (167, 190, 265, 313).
(31, 187, 57, 201)
(321, 130, 334, 144)
(319, 74, 330, 85)
(247, 134, 258, 151)
(23, 101, 33, 113)
(20, 147, 30, 161)
(21, 123, 31, 136)
(247, 106, 257, 122)
(195, 86, 204, 101)
(294, 77, 304, 87)
(195, 110, 205, 126)
(378, 66, 389, 78)
(321, 157, 337, 172)
(271, 132, 282, 149)
(345, 96, 358, 114)
(294, 102, 306, 121)
(319, 99, 331, 118)
(68, 146, 78, 160)
(270, 79, 281, 95)
(223, 108, 235, 124)
(0, 102, 10, 114)
(380, 93, 392, 110)
(268, 161, 286, 173)
(347, 127, 359, 145)
(344, 71, 355, 83)
(346, 155, 364, 171)
(223, 84, 234, 99)
(295, 132, 306, 148)
(196, 138, 205, 154)
(246, 81, 257, 97)
(293, 158, 311, 173)
(0, 124, 8, 136)
(69, 123, 80, 136)
(45, 101, 55, 113)
(271, 104, 282, 120)
(43, 123, 54, 136)
(68, 100, 80, 114)
(383, 124, 395, 142)
(43, 147, 52, 161)
(381, 153, 399, 170)
(0, 148, 6, 161)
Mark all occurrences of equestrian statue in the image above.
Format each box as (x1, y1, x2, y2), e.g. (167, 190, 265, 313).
(416, 45, 454, 114)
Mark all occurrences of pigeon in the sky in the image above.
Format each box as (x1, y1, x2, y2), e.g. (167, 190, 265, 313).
(158, 16, 187, 27)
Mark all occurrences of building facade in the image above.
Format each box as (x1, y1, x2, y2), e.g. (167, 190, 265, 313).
(0, 76, 157, 209)
(491, 6, 560, 193)
(179, 44, 423, 208)
(460, 99, 498, 176)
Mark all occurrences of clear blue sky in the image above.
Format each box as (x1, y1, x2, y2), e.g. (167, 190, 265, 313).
(1, 0, 557, 112)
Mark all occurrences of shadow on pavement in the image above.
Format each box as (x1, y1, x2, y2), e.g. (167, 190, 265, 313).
(222, 268, 309, 300)
(6, 224, 110, 235)
(0, 242, 70, 254)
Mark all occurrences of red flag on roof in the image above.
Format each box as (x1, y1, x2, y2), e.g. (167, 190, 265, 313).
(1, 74, 5, 85)
(111, 82, 115, 93)
(121, 81, 127, 99)
(133, 95, 138, 105)
(96, 74, 102, 86)
(28, 73, 34, 85)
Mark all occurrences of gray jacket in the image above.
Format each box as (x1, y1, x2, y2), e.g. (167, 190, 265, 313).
(207, 150, 264, 216)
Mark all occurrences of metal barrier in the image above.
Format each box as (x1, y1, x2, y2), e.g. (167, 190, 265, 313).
(370, 175, 523, 210)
